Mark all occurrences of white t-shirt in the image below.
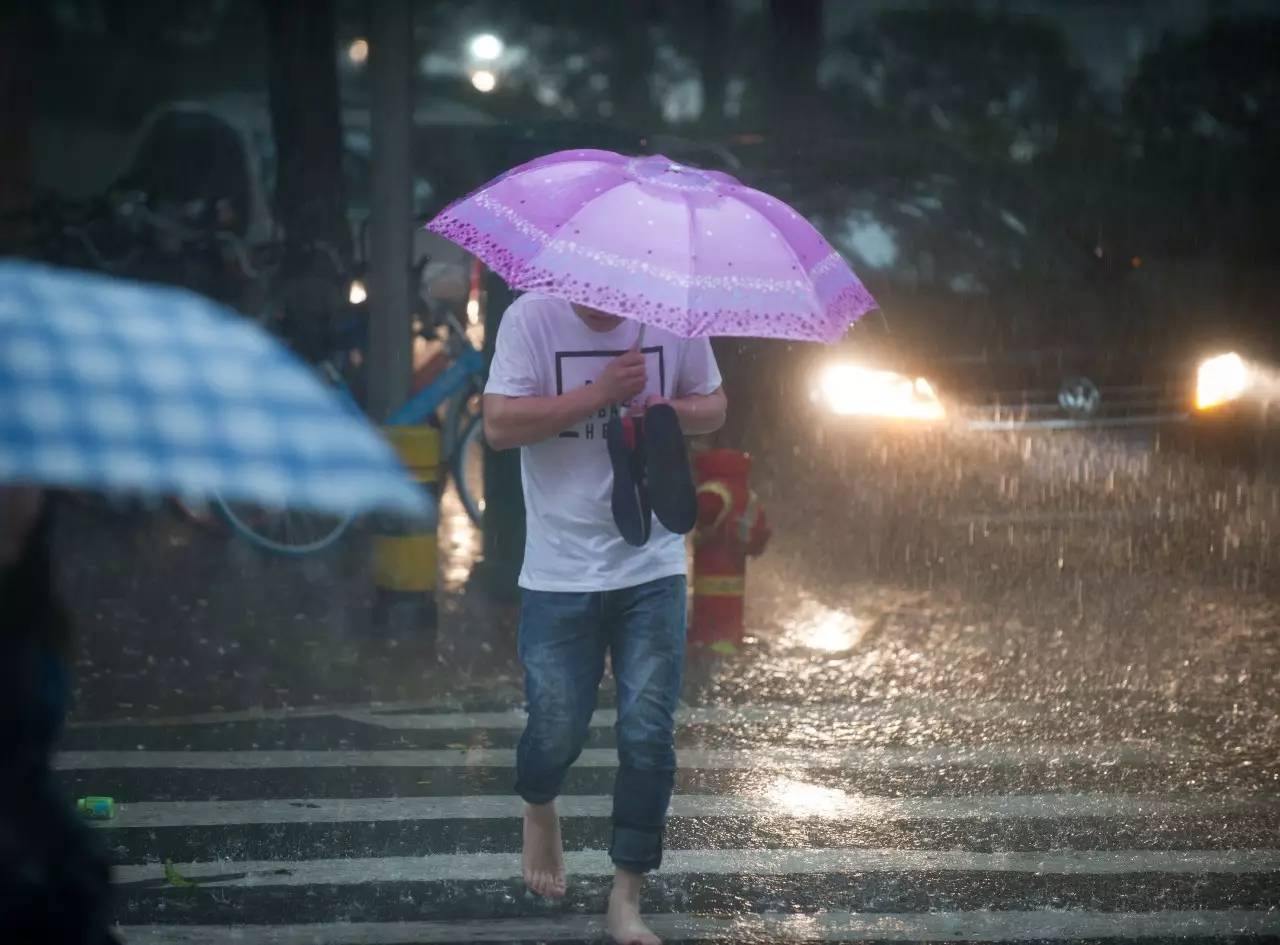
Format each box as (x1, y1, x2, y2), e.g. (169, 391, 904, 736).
(485, 293, 723, 592)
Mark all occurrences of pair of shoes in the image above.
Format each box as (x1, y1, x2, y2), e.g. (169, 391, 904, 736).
(606, 404, 697, 547)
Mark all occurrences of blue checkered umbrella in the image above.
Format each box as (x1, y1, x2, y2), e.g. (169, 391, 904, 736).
(0, 261, 429, 519)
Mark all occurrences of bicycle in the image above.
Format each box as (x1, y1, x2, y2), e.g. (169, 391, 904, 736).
(199, 239, 371, 555)
(388, 306, 489, 528)
(41, 198, 364, 552)
(111, 217, 484, 555)
(14, 195, 489, 552)
(210, 301, 488, 555)
(207, 355, 366, 554)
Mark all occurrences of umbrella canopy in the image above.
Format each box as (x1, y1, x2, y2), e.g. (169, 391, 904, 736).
(0, 261, 429, 519)
(427, 149, 877, 343)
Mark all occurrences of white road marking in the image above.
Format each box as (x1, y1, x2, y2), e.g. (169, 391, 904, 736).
(91, 791, 1277, 830)
(113, 847, 1280, 888)
(336, 697, 1039, 731)
(56, 741, 1190, 771)
(114, 911, 1280, 944)
(69, 699, 457, 728)
(71, 695, 1130, 732)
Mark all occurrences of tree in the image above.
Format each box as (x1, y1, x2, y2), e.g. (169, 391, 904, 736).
(262, 0, 350, 261)
(768, 0, 823, 115)
(260, 0, 352, 363)
(694, 0, 730, 125)
(826, 5, 1092, 166)
(0, 1, 39, 242)
(1126, 15, 1280, 261)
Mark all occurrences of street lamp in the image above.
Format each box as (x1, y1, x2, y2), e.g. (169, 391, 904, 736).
(347, 38, 369, 65)
(468, 33, 504, 61)
(471, 69, 497, 93)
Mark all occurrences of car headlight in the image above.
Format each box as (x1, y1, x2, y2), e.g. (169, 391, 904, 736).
(1195, 352, 1249, 411)
(814, 364, 946, 421)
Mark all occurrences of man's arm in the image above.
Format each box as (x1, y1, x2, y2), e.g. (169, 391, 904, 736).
(647, 389, 727, 436)
(485, 345, 648, 451)
(484, 386, 608, 451)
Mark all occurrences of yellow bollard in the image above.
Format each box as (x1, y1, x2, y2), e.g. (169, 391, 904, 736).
(373, 425, 439, 635)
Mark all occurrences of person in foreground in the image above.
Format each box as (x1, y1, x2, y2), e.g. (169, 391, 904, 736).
(484, 293, 727, 945)
(1, 487, 118, 943)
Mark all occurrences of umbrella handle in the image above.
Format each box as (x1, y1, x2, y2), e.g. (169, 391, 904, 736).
(628, 323, 649, 414)
(610, 322, 647, 417)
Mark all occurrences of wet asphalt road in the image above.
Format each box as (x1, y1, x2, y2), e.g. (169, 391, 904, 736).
(57, 683, 1280, 943)
(52, 421, 1280, 942)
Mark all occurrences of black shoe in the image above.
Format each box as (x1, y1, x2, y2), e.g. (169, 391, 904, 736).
(606, 415, 652, 546)
(642, 403, 697, 535)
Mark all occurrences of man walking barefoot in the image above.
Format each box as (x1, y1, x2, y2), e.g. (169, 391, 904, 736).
(484, 293, 726, 945)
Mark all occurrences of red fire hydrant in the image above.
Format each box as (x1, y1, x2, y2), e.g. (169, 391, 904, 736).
(690, 449, 771, 646)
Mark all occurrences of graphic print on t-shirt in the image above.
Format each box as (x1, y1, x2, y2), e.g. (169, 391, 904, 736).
(555, 346, 666, 440)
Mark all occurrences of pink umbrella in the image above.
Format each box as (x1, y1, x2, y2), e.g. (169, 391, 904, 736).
(426, 149, 876, 343)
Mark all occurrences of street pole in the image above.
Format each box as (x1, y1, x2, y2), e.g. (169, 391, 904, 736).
(0, 3, 35, 240)
(367, 0, 413, 421)
(263, 0, 352, 265)
(476, 272, 525, 602)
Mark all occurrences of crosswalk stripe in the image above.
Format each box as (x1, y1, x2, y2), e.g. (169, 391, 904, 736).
(71, 694, 1215, 732)
(113, 910, 1280, 944)
(67, 700, 444, 729)
(336, 697, 1041, 731)
(112, 847, 1280, 888)
(55, 741, 1192, 771)
(81, 698, 1002, 731)
(89, 791, 1278, 830)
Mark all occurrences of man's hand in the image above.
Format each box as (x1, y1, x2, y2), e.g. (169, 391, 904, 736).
(596, 347, 647, 407)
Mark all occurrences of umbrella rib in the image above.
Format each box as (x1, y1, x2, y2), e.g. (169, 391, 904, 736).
(520, 167, 631, 284)
(731, 190, 827, 321)
(496, 165, 627, 289)
(685, 195, 698, 335)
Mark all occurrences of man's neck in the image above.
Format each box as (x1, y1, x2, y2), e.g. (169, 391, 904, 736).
(572, 303, 625, 333)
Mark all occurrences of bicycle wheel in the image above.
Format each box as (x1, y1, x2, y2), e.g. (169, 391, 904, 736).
(438, 384, 480, 489)
(452, 410, 486, 528)
(214, 499, 354, 555)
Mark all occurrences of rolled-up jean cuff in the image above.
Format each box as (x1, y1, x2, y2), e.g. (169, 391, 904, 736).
(610, 825, 663, 873)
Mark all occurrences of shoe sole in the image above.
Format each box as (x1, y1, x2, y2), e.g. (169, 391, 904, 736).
(643, 404, 697, 535)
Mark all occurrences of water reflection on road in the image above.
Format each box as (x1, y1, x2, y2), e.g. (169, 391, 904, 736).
(438, 485, 481, 593)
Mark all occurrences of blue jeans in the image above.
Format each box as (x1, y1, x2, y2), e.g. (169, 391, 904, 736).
(515, 576, 687, 873)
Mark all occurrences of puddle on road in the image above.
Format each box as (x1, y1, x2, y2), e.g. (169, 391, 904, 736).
(438, 486, 481, 593)
(778, 598, 868, 653)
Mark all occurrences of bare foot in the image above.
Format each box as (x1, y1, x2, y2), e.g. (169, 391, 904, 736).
(607, 870, 661, 945)
(521, 801, 566, 898)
